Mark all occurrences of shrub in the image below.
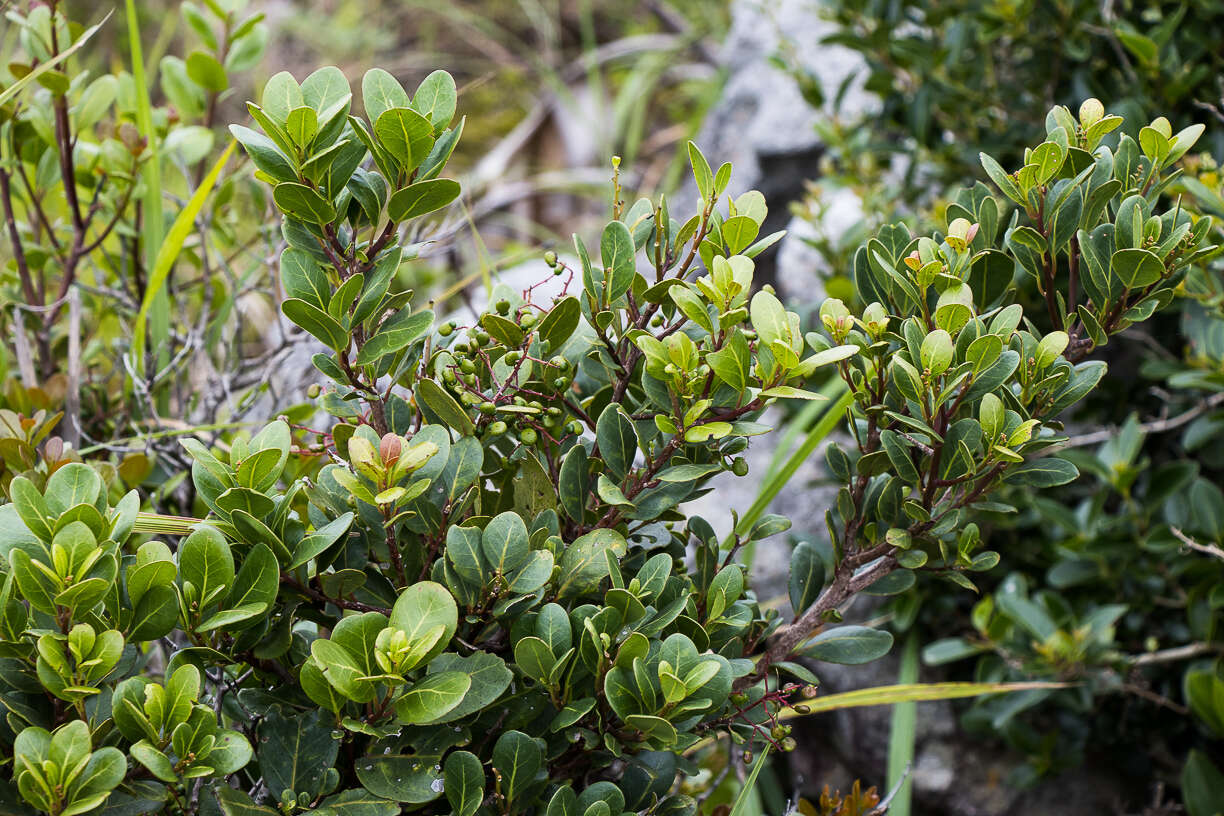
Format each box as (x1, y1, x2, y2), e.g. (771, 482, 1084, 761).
(2, 17, 1221, 816)
(0, 0, 271, 454)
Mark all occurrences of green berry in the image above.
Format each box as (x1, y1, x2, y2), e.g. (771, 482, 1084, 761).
(488, 421, 508, 435)
(520, 428, 538, 445)
(479, 401, 496, 415)
(731, 458, 749, 477)
(496, 299, 511, 315)
(544, 250, 558, 267)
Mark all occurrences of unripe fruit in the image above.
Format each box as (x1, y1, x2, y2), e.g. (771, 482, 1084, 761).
(520, 428, 538, 445)
(544, 250, 558, 267)
(520, 312, 537, 328)
(488, 421, 508, 435)
(306, 384, 322, 398)
(731, 458, 749, 477)
(438, 322, 455, 337)
(496, 299, 511, 315)
(479, 401, 496, 415)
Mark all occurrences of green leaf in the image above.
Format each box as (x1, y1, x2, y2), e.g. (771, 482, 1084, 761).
(995, 594, 1057, 641)
(1182, 750, 1224, 816)
(130, 741, 177, 783)
(1002, 457, 1079, 487)
(708, 331, 750, 391)
(373, 108, 435, 174)
(214, 786, 280, 816)
(302, 66, 352, 116)
(596, 405, 637, 482)
(557, 529, 626, 599)
(721, 216, 759, 255)
(600, 220, 637, 303)
(387, 179, 461, 222)
(196, 602, 267, 633)
(289, 512, 355, 569)
(411, 70, 457, 132)
(1110, 247, 1164, 289)
(128, 585, 181, 640)
(788, 541, 824, 614)
(283, 298, 350, 352)
(514, 636, 556, 684)
(491, 731, 541, 806)
(443, 751, 484, 816)
(979, 152, 1024, 204)
(178, 526, 234, 608)
(395, 671, 471, 724)
(186, 50, 227, 92)
(687, 141, 713, 200)
(537, 296, 581, 350)
(273, 182, 337, 224)
(750, 290, 789, 349)
(802, 625, 893, 665)
(706, 565, 743, 621)
(315, 789, 399, 816)
(261, 71, 304, 124)
(207, 730, 254, 776)
(227, 543, 279, 622)
(354, 309, 434, 366)
(65, 747, 126, 811)
(415, 378, 475, 436)
(45, 463, 103, 516)
(357, 754, 443, 804)
(426, 652, 513, 722)
(361, 68, 410, 126)
(256, 710, 340, 799)
(389, 582, 457, 665)
(481, 512, 529, 575)
(656, 464, 721, 482)
(280, 248, 331, 311)
(285, 106, 319, 147)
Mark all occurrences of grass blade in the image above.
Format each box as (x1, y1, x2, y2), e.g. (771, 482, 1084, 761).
(779, 681, 1069, 719)
(131, 140, 236, 372)
(0, 13, 111, 108)
(726, 378, 851, 556)
(124, 0, 166, 377)
(886, 633, 919, 816)
(134, 512, 205, 536)
(727, 744, 771, 816)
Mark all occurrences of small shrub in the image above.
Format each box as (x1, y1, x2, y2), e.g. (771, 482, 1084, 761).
(2, 14, 1221, 816)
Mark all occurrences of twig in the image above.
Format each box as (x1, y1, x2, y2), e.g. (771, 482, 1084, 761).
(867, 762, 913, 816)
(1130, 642, 1222, 666)
(1171, 527, 1224, 562)
(1058, 392, 1224, 449)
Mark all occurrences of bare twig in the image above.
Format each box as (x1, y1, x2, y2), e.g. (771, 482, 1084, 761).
(1130, 641, 1223, 666)
(1058, 391, 1224, 449)
(1171, 527, 1224, 562)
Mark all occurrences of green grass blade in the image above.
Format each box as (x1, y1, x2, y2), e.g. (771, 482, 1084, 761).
(131, 140, 236, 373)
(686, 681, 1067, 756)
(726, 378, 851, 556)
(124, 0, 165, 378)
(134, 512, 205, 536)
(0, 13, 111, 108)
(886, 633, 919, 816)
(778, 681, 1069, 719)
(727, 744, 771, 816)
